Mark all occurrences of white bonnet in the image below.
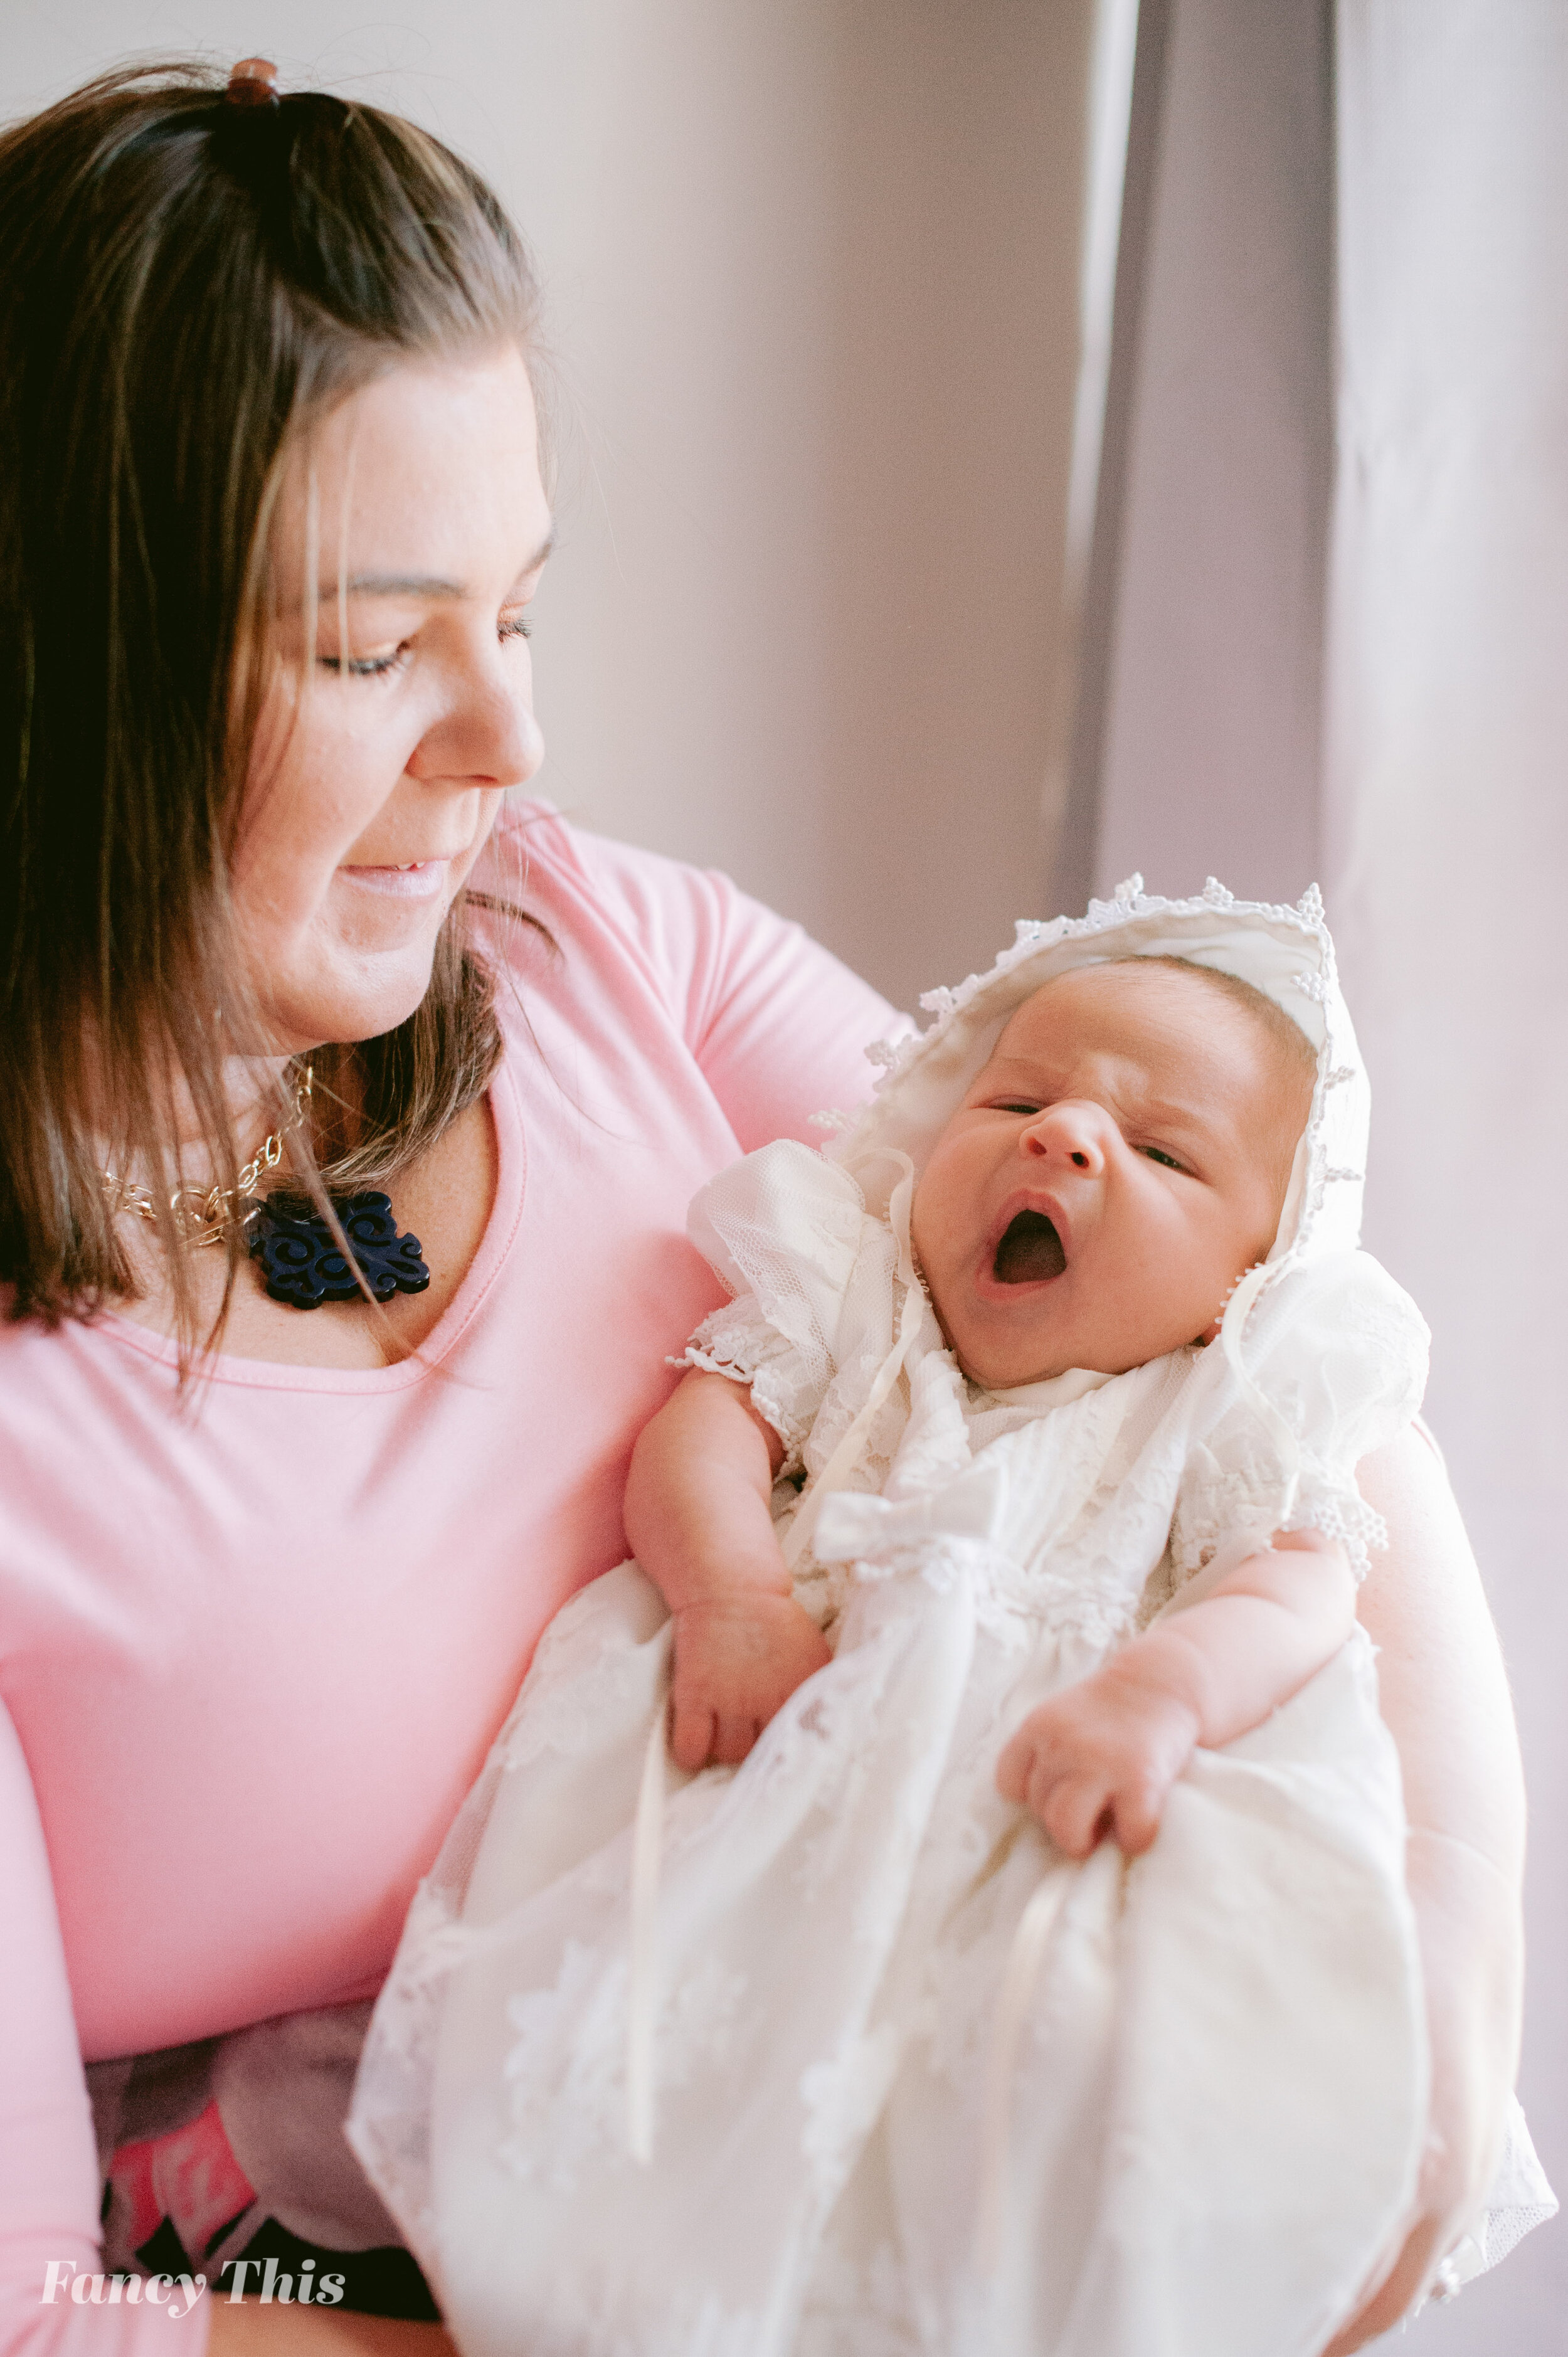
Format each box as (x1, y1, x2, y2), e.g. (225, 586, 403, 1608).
(827, 875, 1369, 1276)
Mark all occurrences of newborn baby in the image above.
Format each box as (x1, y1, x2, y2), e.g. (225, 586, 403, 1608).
(351, 886, 1473, 2357)
(626, 954, 1340, 1857)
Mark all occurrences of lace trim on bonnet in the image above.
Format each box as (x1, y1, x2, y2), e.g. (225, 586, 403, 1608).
(838, 874, 1363, 1250)
(818, 874, 1407, 1569)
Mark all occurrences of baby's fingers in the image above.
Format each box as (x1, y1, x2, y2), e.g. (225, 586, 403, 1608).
(668, 1695, 717, 1775)
(996, 1724, 1044, 1806)
(711, 1712, 762, 1767)
(1034, 1769, 1113, 1860)
(1107, 1770, 1168, 1858)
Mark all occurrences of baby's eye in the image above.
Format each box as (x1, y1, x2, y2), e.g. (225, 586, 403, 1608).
(991, 1099, 1042, 1116)
(1139, 1144, 1185, 1172)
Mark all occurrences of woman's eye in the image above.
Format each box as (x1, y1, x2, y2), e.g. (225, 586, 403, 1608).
(499, 613, 533, 644)
(317, 644, 409, 681)
(1140, 1144, 1185, 1172)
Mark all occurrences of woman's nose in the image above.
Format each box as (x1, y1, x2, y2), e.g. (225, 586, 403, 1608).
(411, 662, 544, 793)
(1020, 1101, 1108, 1175)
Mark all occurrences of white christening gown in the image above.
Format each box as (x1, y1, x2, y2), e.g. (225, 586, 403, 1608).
(350, 1133, 1446, 2357)
(349, 877, 1555, 2354)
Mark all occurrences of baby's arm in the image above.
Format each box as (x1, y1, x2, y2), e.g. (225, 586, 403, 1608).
(997, 1529, 1355, 1858)
(625, 1369, 833, 1772)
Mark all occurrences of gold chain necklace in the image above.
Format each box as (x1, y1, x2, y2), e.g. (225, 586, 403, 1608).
(101, 1064, 314, 1250)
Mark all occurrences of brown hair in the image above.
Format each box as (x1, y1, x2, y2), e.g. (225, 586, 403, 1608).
(0, 61, 542, 1354)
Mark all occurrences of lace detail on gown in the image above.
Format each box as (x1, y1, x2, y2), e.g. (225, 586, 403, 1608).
(347, 1120, 1552, 2353)
(499, 1941, 748, 2193)
(682, 1299, 824, 1473)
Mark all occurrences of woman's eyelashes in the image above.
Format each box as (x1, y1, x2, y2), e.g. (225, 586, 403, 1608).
(316, 610, 534, 679)
(317, 643, 411, 680)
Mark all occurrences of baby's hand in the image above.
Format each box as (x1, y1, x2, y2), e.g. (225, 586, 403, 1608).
(669, 1592, 833, 1772)
(996, 1663, 1201, 1858)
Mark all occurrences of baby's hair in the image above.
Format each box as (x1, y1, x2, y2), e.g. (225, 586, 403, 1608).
(1103, 956, 1318, 1094)
(1089, 955, 1316, 1203)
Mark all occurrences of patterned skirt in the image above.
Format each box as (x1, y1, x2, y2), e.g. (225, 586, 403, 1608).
(89, 2000, 438, 2320)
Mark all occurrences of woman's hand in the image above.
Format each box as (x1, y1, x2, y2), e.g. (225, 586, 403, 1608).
(208, 2302, 456, 2354)
(1318, 1422, 1526, 2354)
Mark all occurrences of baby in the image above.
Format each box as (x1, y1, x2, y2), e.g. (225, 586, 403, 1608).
(626, 953, 1345, 1859)
(352, 884, 1461, 2357)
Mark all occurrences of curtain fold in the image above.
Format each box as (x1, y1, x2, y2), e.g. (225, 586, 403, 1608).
(1057, 0, 1335, 909)
(1325, 13, 1568, 2333)
(1066, 8, 1567, 2334)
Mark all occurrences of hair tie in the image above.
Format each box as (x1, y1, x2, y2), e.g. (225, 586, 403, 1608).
(226, 57, 280, 109)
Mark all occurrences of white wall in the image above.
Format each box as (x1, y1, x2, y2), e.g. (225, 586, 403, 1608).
(1, 1, 1093, 1017)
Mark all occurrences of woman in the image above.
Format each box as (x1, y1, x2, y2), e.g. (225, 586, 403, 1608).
(0, 60, 1530, 2357)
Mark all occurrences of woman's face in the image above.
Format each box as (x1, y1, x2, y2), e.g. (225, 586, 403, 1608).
(236, 346, 553, 1054)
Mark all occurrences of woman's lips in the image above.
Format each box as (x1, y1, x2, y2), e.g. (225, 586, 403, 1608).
(992, 1209, 1067, 1285)
(337, 859, 450, 902)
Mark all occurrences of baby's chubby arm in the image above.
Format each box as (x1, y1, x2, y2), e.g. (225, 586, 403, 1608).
(997, 1529, 1355, 1858)
(625, 1369, 833, 1772)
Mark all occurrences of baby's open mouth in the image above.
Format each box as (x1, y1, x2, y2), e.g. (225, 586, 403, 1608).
(992, 1210, 1067, 1284)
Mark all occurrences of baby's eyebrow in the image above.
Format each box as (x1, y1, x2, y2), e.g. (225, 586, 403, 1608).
(1134, 1088, 1214, 1131)
(973, 1055, 1050, 1093)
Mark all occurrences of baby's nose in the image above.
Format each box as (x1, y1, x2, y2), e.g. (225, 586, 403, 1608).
(1020, 1101, 1107, 1173)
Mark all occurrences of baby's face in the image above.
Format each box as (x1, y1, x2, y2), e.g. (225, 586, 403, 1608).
(910, 962, 1308, 1390)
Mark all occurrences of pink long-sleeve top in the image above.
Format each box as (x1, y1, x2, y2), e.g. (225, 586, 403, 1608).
(0, 803, 898, 2355)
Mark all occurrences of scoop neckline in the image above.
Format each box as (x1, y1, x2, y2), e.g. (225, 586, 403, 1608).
(92, 1045, 528, 1395)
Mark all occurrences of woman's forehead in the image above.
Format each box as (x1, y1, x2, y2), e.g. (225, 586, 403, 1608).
(270, 348, 550, 591)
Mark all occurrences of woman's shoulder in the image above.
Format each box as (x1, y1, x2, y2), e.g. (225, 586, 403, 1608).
(472, 801, 902, 1152)
(474, 798, 739, 954)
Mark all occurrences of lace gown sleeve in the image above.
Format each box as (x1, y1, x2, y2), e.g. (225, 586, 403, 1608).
(1170, 1247, 1432, 1589)
(677, 1140, 871, 1471)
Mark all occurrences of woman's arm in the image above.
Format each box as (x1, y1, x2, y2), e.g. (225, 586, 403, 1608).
(1321, 1421, 1527, 2355)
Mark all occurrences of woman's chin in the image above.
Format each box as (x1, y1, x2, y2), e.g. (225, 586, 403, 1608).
(257, 950, 442, 1054)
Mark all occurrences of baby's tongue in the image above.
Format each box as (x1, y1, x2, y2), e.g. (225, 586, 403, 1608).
(993, 1210, 1066, 1284)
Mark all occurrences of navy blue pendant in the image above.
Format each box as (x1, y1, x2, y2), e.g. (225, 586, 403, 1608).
(248, 1190, 431, 1310)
